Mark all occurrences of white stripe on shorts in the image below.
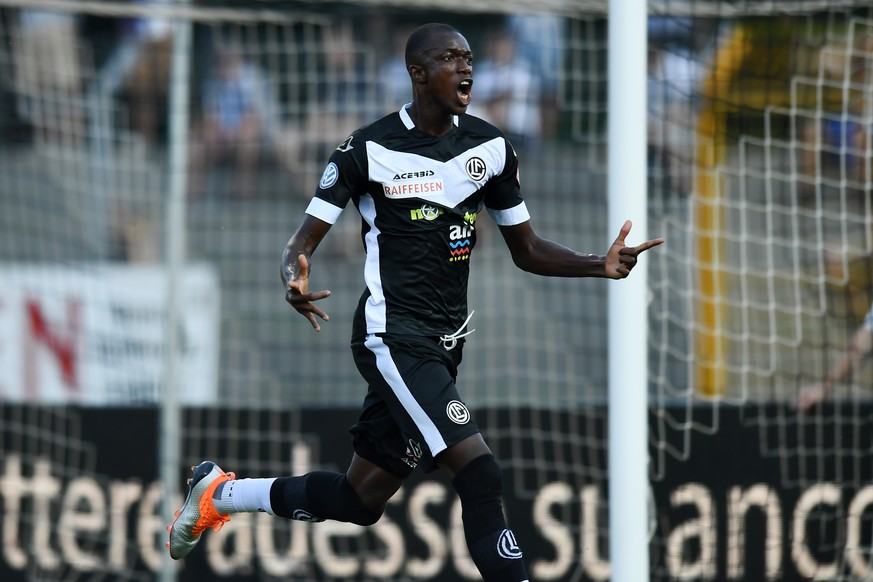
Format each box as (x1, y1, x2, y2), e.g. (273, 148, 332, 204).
(364, 334, 448, 457)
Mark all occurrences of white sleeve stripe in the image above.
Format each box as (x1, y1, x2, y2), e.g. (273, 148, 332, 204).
(305, 197, 344, 224)
(487, 202, 530, 226)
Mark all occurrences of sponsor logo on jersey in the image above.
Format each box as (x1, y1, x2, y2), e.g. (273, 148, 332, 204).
(319, 162, 339, 189)
(446, 400, 470, 424)
(497, 529, 524, 559)
(383, 179, 445, 199)
(465, 156, 487, 181)
(336, 135, 354, 152)
(448, 223, 473, 263)
(410, 204, 443, 221)
(393, 170, 435, 180)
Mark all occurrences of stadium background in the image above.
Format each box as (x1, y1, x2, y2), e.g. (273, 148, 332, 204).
(0, 0, 872, 580)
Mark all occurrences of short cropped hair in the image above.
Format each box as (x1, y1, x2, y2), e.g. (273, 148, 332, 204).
(405, 23, 461, 68)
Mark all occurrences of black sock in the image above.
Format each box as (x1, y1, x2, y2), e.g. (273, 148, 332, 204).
(452, 455, 530, 582)
(269, 471, 381, 526)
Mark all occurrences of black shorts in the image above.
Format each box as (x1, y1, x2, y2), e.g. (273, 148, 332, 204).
(349, 333, 480, 478)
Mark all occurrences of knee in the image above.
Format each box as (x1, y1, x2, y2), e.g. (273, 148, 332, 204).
(452, 455, 503, 508)
(339, 476, 383, 526)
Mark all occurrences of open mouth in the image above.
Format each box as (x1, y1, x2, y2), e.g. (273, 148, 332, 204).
(457, 79, 473, 105)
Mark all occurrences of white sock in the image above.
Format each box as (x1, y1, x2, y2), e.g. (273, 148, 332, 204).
(213, 478, 277, 515)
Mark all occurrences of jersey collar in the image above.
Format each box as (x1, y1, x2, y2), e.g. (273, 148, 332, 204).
(400, 103, 459, 131)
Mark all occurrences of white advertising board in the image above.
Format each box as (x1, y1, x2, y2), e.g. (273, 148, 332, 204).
(0, 264, 219, 405)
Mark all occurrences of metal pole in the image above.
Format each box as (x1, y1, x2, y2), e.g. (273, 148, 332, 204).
(160, 3, 192, 581)
(608, 1, 650, 580)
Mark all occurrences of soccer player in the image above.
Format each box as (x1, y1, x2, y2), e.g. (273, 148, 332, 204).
(168, 22, 664, 581)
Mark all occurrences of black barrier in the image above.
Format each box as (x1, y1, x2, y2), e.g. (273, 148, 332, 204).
(1, 404, 873, 581)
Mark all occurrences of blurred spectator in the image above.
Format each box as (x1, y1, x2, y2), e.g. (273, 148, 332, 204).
(189, 42, 279, 199)
(278, 22, 374, 195)
(119, 1, 173, 146)
(647, 21, 704, 195)
(470, 26, 541, 150)
(109, 202, 159, 263)
(379, 23, 416, 110)
(13, 8, 83, 144)
(795, 302, 873, 413)
(507, 14, 563, 140)
(799, 48, 870, 188)
(319, 23, 376, 123)
(801, 115, 868, 186)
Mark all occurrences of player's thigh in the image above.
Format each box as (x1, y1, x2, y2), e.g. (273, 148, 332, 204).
(353, 334, 481, 468)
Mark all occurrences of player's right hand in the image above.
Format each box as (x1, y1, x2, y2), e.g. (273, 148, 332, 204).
(285, 254, 331, 332)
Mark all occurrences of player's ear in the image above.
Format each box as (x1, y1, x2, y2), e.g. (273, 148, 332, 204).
(409, 64, 427, 84)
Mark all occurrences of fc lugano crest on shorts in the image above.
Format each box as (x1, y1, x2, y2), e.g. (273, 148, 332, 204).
(349, 333, 480, 477)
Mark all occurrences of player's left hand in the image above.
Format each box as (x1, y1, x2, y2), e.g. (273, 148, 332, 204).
(604, 220, 665, 279)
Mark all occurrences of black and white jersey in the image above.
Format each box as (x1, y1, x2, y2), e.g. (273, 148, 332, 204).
(305, 105, 530, 338)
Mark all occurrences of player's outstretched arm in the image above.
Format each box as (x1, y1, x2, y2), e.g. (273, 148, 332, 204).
(498, 218, 664, 278)
(280, 215, 333, 332)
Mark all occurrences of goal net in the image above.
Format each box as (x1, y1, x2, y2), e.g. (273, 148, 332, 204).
(0, 0, 871, 580)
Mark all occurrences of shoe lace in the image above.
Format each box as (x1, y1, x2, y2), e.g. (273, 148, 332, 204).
(193, 471, 236, 536)
(439, 310, 475, 351)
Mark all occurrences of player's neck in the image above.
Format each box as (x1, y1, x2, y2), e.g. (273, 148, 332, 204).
(407, 103, 454, 137)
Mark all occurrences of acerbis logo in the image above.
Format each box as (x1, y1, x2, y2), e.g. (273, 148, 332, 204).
(319, 162, 339, 189)
(446, 400, 470, 424)
(292, 509, 325, 522)
(393, 170, 435, 180)
(465, 157, 487, 181)
(497, 529, 524, 560)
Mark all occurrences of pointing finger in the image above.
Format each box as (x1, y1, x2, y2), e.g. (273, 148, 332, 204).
(634, 237, 666, 253)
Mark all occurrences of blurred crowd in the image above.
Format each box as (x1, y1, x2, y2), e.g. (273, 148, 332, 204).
(1, 6, 567, 198)
(2, 7, 735, 203)
(0, 4, 739, 272)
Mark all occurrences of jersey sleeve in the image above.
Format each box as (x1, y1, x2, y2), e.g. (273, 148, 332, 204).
(305, 132, 367, 225)
(483, 138, 530, 227)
